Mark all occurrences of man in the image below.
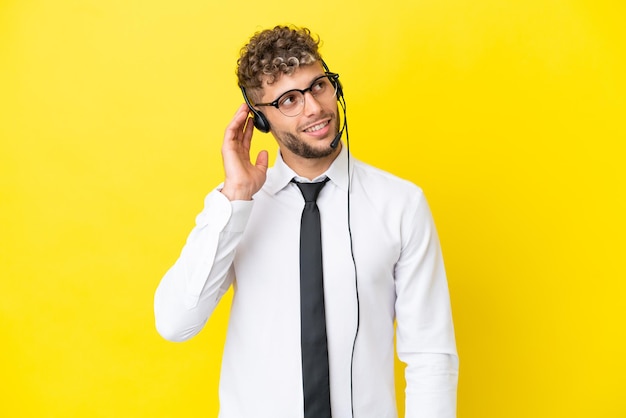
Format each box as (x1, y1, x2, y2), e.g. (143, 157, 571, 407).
(154, 25, 458, 418)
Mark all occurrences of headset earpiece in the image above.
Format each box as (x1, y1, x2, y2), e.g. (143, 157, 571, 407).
(335, 79, 344, 100)
(240, 85, 271, 133)
(251, 108, 271, 133)
(321, 59, 344, 99)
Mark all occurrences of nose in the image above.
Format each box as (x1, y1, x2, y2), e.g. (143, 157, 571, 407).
(302, 91, 323, 116)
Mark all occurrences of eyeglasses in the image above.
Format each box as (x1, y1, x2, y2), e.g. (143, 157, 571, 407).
(255, 73, 340, 117)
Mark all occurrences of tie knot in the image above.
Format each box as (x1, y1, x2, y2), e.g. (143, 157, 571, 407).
(293, 178, 329, 203)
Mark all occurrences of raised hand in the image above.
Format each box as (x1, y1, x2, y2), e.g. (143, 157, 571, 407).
(220, 104, 269, 201)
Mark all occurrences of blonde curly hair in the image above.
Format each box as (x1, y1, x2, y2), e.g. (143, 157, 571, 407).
(237, 25, 322, 101)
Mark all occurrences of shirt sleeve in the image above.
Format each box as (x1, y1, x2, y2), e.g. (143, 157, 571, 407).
(394, 190, 459, 418)
(154, 189, 254, 342)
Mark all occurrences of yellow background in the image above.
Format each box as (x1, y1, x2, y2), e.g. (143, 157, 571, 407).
(1, 0, 625, 417)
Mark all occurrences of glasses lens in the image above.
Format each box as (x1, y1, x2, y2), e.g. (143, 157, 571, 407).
(277, 91, 303, 116)
(278, 76, 338, 117)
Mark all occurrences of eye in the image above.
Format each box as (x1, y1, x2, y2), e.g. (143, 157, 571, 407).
(311, 78, 327, 94)
(279, 91, 300, 108)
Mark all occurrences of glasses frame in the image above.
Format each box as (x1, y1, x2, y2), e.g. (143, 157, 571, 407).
(254, 72, 340, 117)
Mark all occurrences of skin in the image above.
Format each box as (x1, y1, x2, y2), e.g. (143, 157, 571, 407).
(220, 62, 341, 201)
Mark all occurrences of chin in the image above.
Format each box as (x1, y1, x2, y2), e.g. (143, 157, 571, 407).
(276, 123, 340, 159)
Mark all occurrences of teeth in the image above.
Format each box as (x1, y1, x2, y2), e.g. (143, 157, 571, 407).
(305, 121, 328, 132)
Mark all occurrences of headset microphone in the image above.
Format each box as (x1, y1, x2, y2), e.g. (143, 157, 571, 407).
(330, 117, 345, 149)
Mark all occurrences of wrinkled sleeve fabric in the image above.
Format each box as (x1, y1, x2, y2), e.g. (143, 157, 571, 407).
(394, 189, 459, 418)
(154, 189, 253, 342)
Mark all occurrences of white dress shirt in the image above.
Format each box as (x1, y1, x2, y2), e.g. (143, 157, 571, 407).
(154, 145, 458, 418)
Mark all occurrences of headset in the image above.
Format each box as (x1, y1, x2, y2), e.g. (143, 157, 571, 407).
(240, 84, 272, 133)
(239, 60, 345, 149)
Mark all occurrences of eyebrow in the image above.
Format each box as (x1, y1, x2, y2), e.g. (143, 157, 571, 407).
(270, 73, 326, 100)
(254, 72, 328, 106)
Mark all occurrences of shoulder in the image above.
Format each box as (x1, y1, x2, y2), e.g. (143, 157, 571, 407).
(351, 158, 425, 204)
(349, 158, 436, 245)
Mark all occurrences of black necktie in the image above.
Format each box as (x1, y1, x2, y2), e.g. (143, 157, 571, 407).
(294, 178, 332, 418)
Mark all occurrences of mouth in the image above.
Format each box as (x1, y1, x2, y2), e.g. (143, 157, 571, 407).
(301, 114, 336, 140)
(302, 119, 331, 134)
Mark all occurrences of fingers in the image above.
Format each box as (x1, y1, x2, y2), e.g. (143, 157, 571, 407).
(220, 105, 268, 201)
(224, 104, 252, 143)
(255, 150, 269, 172)
(242, 114, 255, 150)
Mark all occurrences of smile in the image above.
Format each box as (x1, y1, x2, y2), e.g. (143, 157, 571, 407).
(303, 120, 330, 133)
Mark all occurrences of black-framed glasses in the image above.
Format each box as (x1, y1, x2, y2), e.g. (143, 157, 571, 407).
(255, 73, 340, 117)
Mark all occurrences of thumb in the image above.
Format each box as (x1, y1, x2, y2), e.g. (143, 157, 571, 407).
(255, 150, 269, 173)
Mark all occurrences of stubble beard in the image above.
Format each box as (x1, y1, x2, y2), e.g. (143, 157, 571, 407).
(274, 110, 340, 160)
(278, 132, 336, 159)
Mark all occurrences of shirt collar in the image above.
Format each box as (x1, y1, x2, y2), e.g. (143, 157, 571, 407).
(263, 145, 352, 195)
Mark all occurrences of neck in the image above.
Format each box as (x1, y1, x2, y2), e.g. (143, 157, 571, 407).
(281, 143, 342, 181)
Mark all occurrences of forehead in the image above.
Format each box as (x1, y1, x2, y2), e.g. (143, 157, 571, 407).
(259, 62, 325, 102)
